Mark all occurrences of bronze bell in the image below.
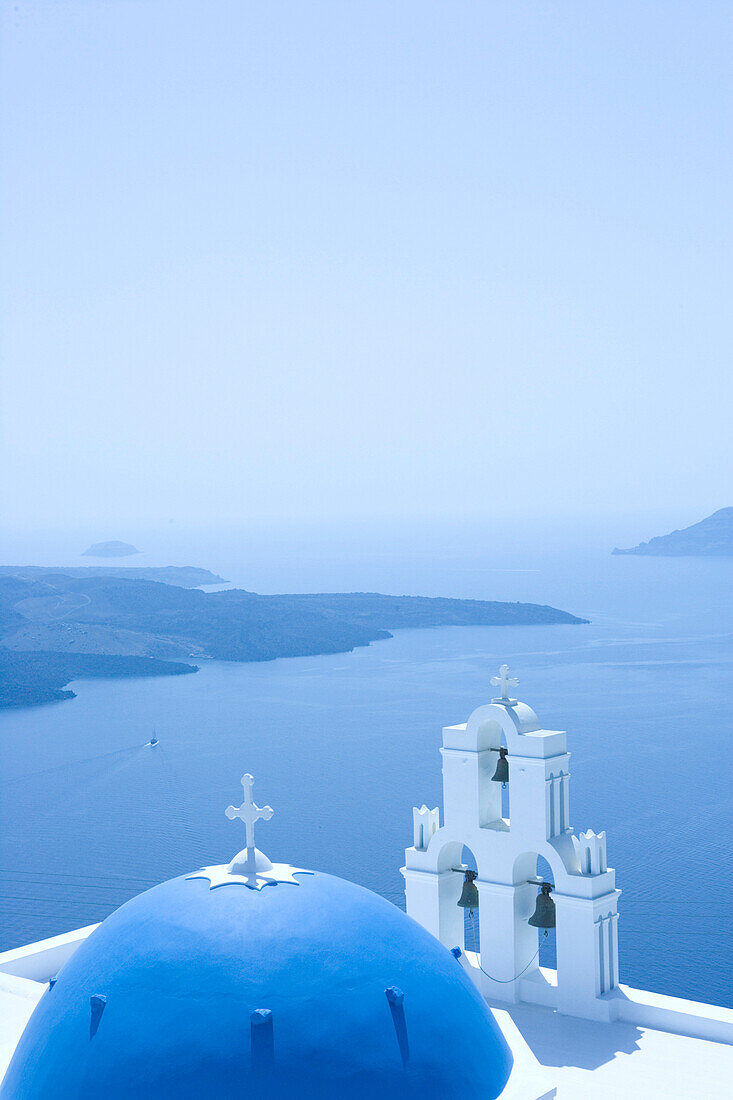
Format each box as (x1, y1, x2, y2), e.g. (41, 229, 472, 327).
(491, 747, 509, 785)
(456, 868, 479, 913)
(528, 882, 555, 929)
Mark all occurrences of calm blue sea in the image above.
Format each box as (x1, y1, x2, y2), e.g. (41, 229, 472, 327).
(1, 523, 731, 1008)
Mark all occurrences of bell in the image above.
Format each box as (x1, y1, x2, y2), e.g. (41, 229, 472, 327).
(528, 883, 555, 929)
(491, 747, 509, 785)
(456, 868, 479, 913)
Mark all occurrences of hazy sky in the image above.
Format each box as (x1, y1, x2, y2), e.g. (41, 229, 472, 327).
(1, 1, 731, 531)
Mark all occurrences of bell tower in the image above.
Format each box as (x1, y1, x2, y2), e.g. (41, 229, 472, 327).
(401, 666, 621, 1023)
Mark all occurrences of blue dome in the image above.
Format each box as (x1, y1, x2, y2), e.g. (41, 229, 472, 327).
(2, 869, 512, 1099)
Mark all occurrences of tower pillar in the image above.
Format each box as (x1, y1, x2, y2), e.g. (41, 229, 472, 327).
(403, 866, 463, 948)
(474, 880, 539, 1003)
(555, 890, 621, 1021)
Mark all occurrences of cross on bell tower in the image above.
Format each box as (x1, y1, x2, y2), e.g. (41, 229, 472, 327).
(491, 663, 519, 704)
(225, 774, 274, 853)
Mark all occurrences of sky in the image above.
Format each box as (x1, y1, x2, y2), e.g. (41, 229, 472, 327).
(1, 1, 731, 535)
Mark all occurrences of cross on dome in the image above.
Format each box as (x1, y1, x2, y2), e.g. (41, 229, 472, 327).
(189, 772, 312, 890)
(491, 663, 520, 705)
(225, 774, 273, 851)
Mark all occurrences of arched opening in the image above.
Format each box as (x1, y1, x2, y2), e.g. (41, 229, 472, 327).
(512, 851, 557, 981)
(535, 855, 556, 970)
(461, 845, 480, 954)
(477, 721, 510, 832)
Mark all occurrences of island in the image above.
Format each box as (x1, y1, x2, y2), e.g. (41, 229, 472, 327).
(0, 567, 588, 710)
(613, 507, 733, 556)
(82, 541, 141, 557)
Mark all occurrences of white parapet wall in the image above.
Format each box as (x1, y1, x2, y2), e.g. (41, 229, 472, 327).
(460, 955, 733, 1047)
(0, 924, 99, 983)
(612, 984, 733, 1046)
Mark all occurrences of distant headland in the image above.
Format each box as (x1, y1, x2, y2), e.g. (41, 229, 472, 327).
(82, 541, 140, 557)
(0, 565, 225, 588)
(613, 507, 733, 557)
(0, 565, 588, 710)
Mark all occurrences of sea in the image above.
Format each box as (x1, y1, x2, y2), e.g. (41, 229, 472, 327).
(1, 517, 731, 1009)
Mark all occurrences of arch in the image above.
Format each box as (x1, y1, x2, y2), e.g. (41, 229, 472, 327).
(511, 846, 566, 889)
(508, 851, 558, 980)
(427, 837, 460, 872)
(464, 702, 541, 754)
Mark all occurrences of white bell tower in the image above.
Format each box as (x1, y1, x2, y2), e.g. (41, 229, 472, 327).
(401, 666, 620, 1022)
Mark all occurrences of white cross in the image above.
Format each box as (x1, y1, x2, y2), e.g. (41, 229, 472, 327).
(225, 774, 273, 851)
(491, 663, 519, 702)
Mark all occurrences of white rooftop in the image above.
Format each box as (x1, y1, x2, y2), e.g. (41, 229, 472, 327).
(494, 999, 733, 1100)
